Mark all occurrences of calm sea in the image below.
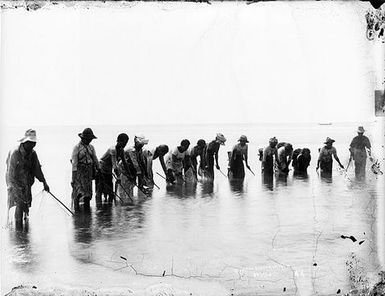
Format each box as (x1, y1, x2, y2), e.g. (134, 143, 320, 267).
(1, 122, 384, 295)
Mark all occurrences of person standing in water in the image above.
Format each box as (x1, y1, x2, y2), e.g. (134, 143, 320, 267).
(349, 126, 371, 178)
(204, 133, 226, 181)
(261, 137, 279, 177)
(292, 148, 311, 175)
(316, 137, 344, 174)
(119, 134, 149, 198)
(228, 135, 250, 179)
(275, 142, 293, 175)
(165, 139, 190, 183)
(186, 139, 207, 180)
(71, 128, 100, 211)
(142, 144, 169, 188)
(95, 133, 129, 204)
(6, 129, 50, 228)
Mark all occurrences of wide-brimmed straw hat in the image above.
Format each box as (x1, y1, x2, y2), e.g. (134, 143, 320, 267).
(238, 135, 249, 143)
(19, 129, 37, 143)
(357, 126, 365, 133)
(78, 128, 97, 140)
(324, 137, 335, 144)
(216, 133, 226, 145)
(135, 134, 149, 145)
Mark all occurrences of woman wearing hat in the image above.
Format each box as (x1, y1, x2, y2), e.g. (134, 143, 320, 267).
(6, 129, 50, 227)
(71, 128, 100, 210)
(228, 135, 251, 179)
(119, 134, 149, 199)
(316, 137, 344, 174)
(204, 133, 226, 181)
(349, 126, 372, 178)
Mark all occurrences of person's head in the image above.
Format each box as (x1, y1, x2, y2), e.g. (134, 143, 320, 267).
(238, 135, 249, 146)
(197, 139, 206, 148)
(78, 128, 97, 145)
(196, 139, 206, 153)
(269, 137, 278, 148)
(284, 143, 293, 153)
(116, 133, 129, 149)
(157, 145, 169, 156)
(301, 148, 311, 157)
(22, 141, 36, 153)
(179, 139, 190, 152)
(215, 133, 226, 146)
(19, 129, 37, 153)
(134, 134, 149, 150)
(324, 137, 335, 148)
(357, 126, 365, 136)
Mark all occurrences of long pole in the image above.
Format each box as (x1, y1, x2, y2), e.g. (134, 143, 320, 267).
(157, 172, 166, 180)
(112, 174, 134, 203)
(248, 167, 256, 176)
(46, 191, 74, 216)
(218, 169, 228, 178)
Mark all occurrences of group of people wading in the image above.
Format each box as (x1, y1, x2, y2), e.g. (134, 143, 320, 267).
(6, 126, 375, 227)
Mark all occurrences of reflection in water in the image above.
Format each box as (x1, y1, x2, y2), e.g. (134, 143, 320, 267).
(201, 181, 214, 196)
(275, 173, 288, 187)
(262, 174, 274, 191)
(8, 227, 38, 272)
(73, 211, 93, 245)
(293, 171, 309, 179)
(95, 203, 113, 230)
(166, 182, 198, 198)
(320, 171, 333, 183)
(228, 178, 244, 194)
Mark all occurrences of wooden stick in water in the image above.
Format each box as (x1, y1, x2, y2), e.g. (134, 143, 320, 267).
(156, 172, 167, 180)
(47, 191, 74, 216)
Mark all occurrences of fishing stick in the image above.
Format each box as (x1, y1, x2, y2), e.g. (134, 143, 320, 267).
(346, 157, 352, 171)
(46, 191, 74, 216)
(113, 172, 150, 198)
(247, 167, 256, 176)
(218, 169, 228, 178)
(112, 174, 134, 203)
(156, 172, 167, 180)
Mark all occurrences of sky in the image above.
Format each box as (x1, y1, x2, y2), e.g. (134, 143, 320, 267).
(0, 2, 381, 127)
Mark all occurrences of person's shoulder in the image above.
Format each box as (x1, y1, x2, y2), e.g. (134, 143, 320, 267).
(8, 146, 21, 159)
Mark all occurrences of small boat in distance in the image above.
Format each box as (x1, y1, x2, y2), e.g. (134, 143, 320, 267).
(318, 123, 333, 126)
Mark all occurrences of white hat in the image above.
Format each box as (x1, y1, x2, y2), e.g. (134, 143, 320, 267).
(19, 129, 37, 143)
(215, 133, 226, 145)
(135, 134, 149, 145)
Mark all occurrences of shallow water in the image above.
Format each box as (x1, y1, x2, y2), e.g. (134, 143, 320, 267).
(1, 122, 384, 295)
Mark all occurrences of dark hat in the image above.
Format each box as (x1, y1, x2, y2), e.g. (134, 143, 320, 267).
(324, 137, 335, 144)
(238, 135, 249, 143)
(78, 128, 97, 140)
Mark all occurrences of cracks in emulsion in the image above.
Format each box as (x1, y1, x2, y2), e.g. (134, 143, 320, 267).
(364, 192, 377, 258)
(311, 182, 318, 223)
(311, 231, 323, 295)
(271, 230, 280, 250)
(267, 257, 298, 295)
(109, 256, 282, 284)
